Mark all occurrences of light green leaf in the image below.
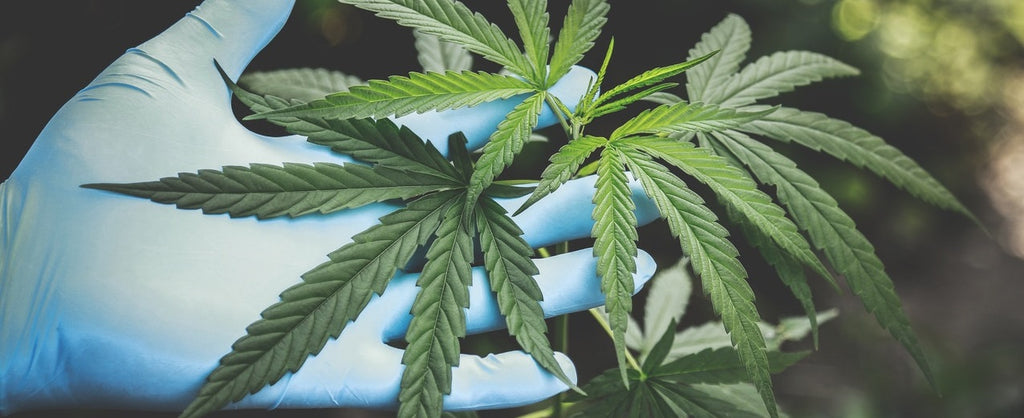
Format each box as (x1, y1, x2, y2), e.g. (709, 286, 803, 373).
(548, 0, 609, 85)
(610, 102, 774, 140)
(686, 14, 751, 102)
(625, 138, 830, 281)
(589, 51, 718, 117)
(640, 258, 693, 359)
(712, 128, 939, 387)
(82, 162, 460, 220)
(614, 146, 776, 417)
(672, 310, 837, 358)
(179, 191, 460, 418)
(399, 195, 475, 417)
(740, 106, 974, 219)
(508, 0, 550, 84)
(238, 68, 364, 102)
(476, 197, 577, 391)
(592, 147, 639, 387)
(338, 0, 530, 77)
(715, 51, 860, 107)
(515, 134, 606, 215)
(466, 92, 545, 209)
(414, 30, 473, 73)
(246, 71, 536, 121)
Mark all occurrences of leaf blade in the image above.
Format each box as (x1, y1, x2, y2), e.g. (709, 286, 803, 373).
(626, 138, 830, 281)
(508, 0, 550, 84)
(716, 51, 860, 107)
(179, 191, 460, 418)
(740, 106, 973, 219)
(466, 92, 546, 208)
(548, 0, 609, 84)
(84, 162, 460, 220)
(247, 71, 536, 121)
(610, 102, 775, 141)
(712, 128, 939, 387)
(399, 194, 475, 417)
(685, 14, 751, 102)
(238, 68, 365, 103)
(415, 29, 474, 73)
(592, 147, 639, 386)
(476, 197, 577, 390)
(615, 148, 777, 417)
(339, 0, 530, 76)
(515, 134, 606, 215)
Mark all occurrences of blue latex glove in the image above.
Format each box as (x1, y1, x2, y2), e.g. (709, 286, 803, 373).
(0, 0, 661, 414)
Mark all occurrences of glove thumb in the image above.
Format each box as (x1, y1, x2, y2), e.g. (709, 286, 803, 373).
(129, 0, 295, 97)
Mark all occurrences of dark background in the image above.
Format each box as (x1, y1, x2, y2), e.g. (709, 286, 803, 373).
(3, 0, 1023, 417)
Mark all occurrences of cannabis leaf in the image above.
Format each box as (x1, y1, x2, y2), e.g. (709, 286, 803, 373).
(415, 30, 473, 73)
(246, 70, 536, 120)
(547, 0, 609, 85)
(399, 195, 475, 417)
(570, 320, 808, 418)
(339, 0, 532, 78)
(176, 189, 458, 418)
(592, 147, 640, 386)
(82, 163, 459, 220)
(238, 67, 364, 102)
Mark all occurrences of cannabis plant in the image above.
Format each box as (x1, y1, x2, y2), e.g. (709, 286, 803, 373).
(82, 0, 972, 417)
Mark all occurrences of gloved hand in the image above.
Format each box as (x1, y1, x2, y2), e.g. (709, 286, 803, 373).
(0, 0, 661, 415)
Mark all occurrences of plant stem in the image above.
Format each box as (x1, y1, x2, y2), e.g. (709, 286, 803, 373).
(588, 308, 642, 371)
(544, 93, 573, 138)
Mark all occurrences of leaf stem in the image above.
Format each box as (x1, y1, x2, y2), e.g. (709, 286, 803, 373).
(588, 308, 641, 371)
(544, 93, 574, 139)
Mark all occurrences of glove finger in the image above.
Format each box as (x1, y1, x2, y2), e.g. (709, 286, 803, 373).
(98, 0, 294, 104)
(497, 174, 662, 249)
(444, 350, 576, 410)
(374, 248, 656, 342)
(228, 346, 574, 411)
(390, 65, 596, 155)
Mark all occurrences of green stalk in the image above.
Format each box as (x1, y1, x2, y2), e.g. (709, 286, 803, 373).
(588, 308, 642, 372)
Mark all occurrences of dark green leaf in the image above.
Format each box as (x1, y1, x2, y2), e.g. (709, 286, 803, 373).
(642, 319, 677, 375)
(484, 182, 536, 199)
(711, 128, 939, 388)
(592, 147, 638, 387)
(83, 162, 460, 220)
(247, 71, 536, 121)
(614, 147, 776, 418)
(399, 194, 475, 417)
(476, 197, 578, 391)
(655, 347, 809, 384)
(740, 106, 974, 221)
(338, 0, 531, 77)
(625, 137, 830, 281)
(179, 191, 460, 418)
